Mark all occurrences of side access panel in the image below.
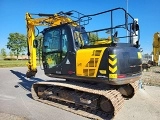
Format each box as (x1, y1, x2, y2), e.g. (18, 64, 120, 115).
(76, 47, 106, 77)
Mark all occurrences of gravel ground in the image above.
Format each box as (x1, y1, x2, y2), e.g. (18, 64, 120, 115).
(141, 66, 160, 86)
(0, 113, 28, 120)
(114, 85, 160, 120)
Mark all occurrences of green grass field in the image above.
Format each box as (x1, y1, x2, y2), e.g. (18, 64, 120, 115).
(0, 60, 40, 68)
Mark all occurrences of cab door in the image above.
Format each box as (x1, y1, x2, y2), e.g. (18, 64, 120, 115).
(42, 27, 69, 74)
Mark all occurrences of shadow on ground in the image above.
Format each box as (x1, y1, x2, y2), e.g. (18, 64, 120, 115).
(154, 71, 160, 74)
(10, 70, 43, 92)
(10, 70, 114, 119)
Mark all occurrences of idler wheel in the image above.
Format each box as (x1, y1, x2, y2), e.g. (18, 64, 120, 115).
(118, 84, 134, 98)
(100, 97, 114, 113)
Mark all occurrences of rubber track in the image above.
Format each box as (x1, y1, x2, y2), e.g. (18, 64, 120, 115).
(130, 81, 139, 97)
(31, 81, 124, 120)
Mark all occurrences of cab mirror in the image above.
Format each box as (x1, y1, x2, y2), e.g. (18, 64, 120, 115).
(132, 20, 139, 32)
(75, 41, 81, 48)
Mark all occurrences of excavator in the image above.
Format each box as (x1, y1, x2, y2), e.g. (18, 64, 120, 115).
(152, 32, 160, 66)
(25, 8, 142, 119)
(142, 32, 160, 70)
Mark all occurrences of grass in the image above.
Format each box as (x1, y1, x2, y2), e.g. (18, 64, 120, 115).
(0, 60, 40, 68)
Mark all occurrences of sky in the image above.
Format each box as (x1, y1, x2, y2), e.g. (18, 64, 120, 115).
(0, 0, 160, 54)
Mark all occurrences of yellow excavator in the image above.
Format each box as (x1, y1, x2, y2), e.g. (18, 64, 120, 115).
(153, 32, 160, 66)
(26, 8, 142, 119)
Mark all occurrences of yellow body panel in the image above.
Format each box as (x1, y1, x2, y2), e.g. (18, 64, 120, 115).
(109, 59, 117, 66)
(76, 47, 106, 77)
(94, 39, 111, 45)
(109, 74, 117, 79)
(108, 54, 117, 79)
(99, 70, 107, 74)
(109, 55, 116, 58)
(109, 66, 117, 73)
(137, 52, 142, 59)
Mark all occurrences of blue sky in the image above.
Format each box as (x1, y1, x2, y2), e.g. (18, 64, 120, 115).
(0, 0, 160, 54)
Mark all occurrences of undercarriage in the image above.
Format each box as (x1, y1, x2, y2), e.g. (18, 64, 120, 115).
(31, 80, 138, 119)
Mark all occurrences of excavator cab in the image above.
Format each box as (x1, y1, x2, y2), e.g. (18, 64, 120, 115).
(42, 25, 87, 75)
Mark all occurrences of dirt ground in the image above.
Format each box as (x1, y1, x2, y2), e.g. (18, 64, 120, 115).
(0, 113, 27, 120)
(141, 66, 160, 86)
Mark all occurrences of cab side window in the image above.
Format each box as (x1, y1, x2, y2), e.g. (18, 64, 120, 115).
(74, 31, 84, 49)
(62, 29, 68, 56)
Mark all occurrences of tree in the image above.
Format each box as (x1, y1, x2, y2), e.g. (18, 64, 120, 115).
(88, 33, 99, 45)
(9, 51, 14, 59)
(0, 48, 7, 59)
(7, 33, 27, 60)
(35, 35, 43, 59)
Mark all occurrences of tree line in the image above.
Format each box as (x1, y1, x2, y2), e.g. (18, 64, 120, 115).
(0, 32, 44, 60)
(1, 33, 27, 60)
